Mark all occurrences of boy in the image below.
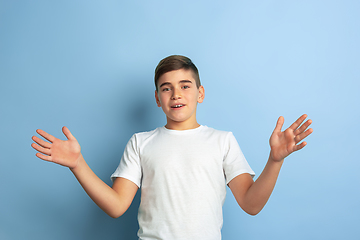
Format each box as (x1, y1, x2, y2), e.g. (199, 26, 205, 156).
(31, 55, 313, 239)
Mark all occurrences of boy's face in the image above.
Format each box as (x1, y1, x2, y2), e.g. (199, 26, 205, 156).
(155, 69, 205, 130)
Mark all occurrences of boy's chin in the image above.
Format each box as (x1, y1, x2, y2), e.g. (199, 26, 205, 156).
(166, 118, 187, 124)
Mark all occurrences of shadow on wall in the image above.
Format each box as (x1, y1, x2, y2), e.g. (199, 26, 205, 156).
(83, 78, 161, 240)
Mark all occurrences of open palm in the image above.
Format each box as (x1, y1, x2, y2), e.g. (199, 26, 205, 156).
(31, 127, 81, 169)
(269, 114, 313, 162)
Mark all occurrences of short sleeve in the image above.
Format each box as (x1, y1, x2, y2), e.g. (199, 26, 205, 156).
(223, 132, 255, 184)
(110, 134, 142, 187)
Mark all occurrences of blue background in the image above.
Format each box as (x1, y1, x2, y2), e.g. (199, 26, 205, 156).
(1, 0, 359, 239)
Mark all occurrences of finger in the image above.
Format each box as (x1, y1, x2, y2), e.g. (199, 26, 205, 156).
(62, 126, 75, 140)
(295, 128, 313, 143)
(32, 136, 51, 149)
(36, 129, 55, 143)
(31, 142, 51, 156)
(274, 116, 284, 133)
(289, 114, 307, 131)
(294, 141, 307, 151)
(35, 152, 52, 161)
(294, 119, 312, 135)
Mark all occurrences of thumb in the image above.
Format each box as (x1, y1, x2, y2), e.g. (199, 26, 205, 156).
(62, 126, 75, 140)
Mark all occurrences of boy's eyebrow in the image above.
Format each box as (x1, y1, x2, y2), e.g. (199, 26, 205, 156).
(159, 80, 193, 88)
(179, 80, 193, 84)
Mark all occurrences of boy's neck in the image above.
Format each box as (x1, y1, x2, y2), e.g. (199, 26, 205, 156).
(165, 119, 200, 131)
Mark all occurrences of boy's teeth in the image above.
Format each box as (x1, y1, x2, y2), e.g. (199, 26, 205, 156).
(173, 105, 183, 108)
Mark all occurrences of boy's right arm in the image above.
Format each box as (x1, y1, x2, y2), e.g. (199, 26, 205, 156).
(31, 127, 138, 218)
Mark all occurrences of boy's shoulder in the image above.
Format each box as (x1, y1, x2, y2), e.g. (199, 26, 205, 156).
(132, 127, 161, 138)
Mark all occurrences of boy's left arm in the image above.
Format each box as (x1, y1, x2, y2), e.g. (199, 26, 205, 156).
(228, 114, 313, 215)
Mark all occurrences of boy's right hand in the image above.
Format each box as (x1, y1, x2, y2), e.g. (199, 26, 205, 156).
(31, 127, 81, 169)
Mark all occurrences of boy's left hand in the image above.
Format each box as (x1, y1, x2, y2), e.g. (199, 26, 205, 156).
(269, 114, 313, 162)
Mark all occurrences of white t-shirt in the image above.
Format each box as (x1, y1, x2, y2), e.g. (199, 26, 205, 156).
(111, 125, 255, 240)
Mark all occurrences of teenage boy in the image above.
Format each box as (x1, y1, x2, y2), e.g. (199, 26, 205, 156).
(31, 55, 313, 240)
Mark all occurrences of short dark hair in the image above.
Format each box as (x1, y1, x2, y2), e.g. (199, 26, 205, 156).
(154, 55, 201, 91)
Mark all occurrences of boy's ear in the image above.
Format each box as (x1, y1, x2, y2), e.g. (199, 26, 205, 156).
(155, 90, 161, 107)
(197, 85, 205, 103)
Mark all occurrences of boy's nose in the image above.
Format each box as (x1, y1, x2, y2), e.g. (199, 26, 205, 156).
(171, 89, 181, 99)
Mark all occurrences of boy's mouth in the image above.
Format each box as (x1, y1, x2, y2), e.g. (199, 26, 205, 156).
(171, 104, 185, 109)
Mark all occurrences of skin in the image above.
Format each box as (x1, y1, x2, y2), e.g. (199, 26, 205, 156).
(31, 127, 138, 218)
(155, 69, 205, 130)
(228, 114, 313, 215)
(31, 68, 313, 218)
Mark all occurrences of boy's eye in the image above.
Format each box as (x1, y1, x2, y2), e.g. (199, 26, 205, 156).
(162, 88, 171, 92)
(182, 85, 190, 89)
